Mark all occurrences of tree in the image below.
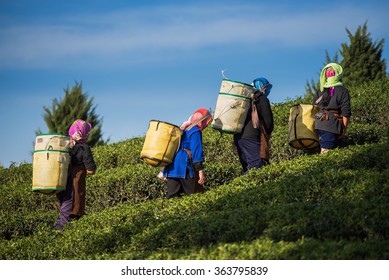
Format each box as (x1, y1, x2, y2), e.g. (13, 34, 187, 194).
(340, 21, 387, 87)
(41, 81, 106, 147)
(304, 21, 387, 98)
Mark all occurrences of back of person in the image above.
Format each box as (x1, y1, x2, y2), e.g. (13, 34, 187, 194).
(238, 93, 274, 141)
(164, 126, 203, 179)
(70, 142, 97, 170)
(162, 108, 212, 198)
(233, 77, 274, 174)
(55, 119, 96, 230)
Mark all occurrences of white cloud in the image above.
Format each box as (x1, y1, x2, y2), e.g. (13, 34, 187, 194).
(0, 3, 387, 69)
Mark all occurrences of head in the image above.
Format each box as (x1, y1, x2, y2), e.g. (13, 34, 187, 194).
(68, 119, 92, 143)
(253, 77, 273, 97)
(320, 63, 343, 91)
(181, 108, 212, 131)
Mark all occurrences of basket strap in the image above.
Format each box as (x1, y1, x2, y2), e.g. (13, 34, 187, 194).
(185, 112, 212, 131)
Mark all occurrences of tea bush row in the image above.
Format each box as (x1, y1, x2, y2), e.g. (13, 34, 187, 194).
(1, 141, 388, 259)
(0, 79, 387, 258)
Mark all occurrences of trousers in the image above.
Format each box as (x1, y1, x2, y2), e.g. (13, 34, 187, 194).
(234, 137, 263, 174)
(55, 165, 86, 229)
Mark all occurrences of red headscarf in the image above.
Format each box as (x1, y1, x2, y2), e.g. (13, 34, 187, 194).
(180, 108, 212, 131)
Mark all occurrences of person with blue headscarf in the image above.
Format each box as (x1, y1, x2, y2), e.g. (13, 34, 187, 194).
(233, 77, 274, 174)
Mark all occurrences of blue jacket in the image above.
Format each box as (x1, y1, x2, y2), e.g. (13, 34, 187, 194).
(163, 126, 204, 179)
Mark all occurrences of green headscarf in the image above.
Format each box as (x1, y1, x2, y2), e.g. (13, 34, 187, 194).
(319, 62, 343, 91)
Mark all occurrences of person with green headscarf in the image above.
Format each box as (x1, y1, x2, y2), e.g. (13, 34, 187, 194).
(313, 63, 351, 154)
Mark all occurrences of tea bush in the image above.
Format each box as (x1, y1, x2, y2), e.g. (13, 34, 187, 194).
(0, 79, 388, 260)
(1, 141, 388, 260)
(87, 163, 166, 212)
(92, 137, 144, 170)
(349, 79, 389, 128)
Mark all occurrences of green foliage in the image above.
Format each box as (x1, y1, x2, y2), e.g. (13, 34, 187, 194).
(340, 21, 387, 87)
(41, 81, 107, 147)
(348, 79, 389, 126)
(86, 163, 166, 212)
(346, 78, 389, 144)
(0, 80, 389, 260)
(92, 137, 144, 171)
(303, 22, 387, 98)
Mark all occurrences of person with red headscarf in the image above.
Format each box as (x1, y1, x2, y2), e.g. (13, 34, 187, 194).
(162, 108, 212, 198)
(55, 119, 97, 230)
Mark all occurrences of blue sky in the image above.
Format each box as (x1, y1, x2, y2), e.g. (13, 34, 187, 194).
(0, 0, 388, 167)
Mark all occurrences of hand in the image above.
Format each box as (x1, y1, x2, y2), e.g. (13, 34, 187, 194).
(157, 171, 167, 181)
(87, 169, 96, 175)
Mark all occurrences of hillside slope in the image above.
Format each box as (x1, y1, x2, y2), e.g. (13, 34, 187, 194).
(0, 79, 388, 260)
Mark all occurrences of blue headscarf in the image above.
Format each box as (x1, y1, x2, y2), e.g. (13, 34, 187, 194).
(253, 77, 272, 97)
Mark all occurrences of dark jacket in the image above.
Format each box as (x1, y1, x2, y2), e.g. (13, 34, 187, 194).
(70, 143, 97, 171)
(313, 86, 351, 134)
(234, 94, 274, 141)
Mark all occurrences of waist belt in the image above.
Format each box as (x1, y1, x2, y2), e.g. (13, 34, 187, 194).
(319, 109, 343, 121)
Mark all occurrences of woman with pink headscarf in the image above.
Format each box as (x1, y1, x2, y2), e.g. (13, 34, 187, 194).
(162, 108, 212, 198)
(55, 119, 97, 230)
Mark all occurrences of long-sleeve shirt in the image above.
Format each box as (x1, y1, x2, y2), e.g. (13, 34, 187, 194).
(163, 126, 204, 179)
(313, 86, 351, 134)
(234, 94, 274, 141)
(70, 143, 97, 171)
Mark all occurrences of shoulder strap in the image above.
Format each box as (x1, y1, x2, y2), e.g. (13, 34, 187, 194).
(251, 98, 260, 129)
(185, 112, 212, 131)
(314, 92, 325, 105)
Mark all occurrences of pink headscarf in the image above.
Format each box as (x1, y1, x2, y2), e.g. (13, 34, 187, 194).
(325, 67, 336, 96)
(325, 67, 336, 78)
(180, 108, 212, 131)
(68, 119, 92, 146)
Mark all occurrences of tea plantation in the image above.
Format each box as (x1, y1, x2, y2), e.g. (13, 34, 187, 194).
(0, 79, 388, 260)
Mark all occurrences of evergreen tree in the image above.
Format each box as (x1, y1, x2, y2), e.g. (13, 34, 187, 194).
(340, 21, 386, 87)
(304, 21, 386, 98)
(41, 81, 106, 147)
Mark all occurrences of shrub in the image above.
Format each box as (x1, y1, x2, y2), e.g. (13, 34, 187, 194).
(1, 79, 388, 260)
